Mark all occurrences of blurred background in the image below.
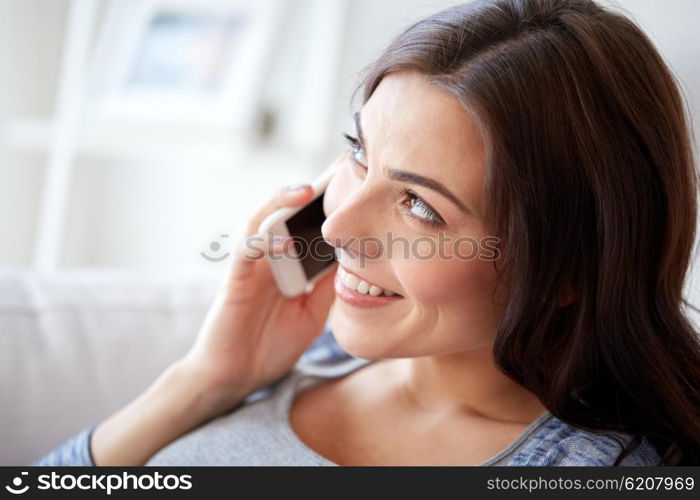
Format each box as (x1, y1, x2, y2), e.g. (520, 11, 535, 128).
(0, 0, 475, 276)
(1, 0, 699, 466)
(0, 0, 697, 276)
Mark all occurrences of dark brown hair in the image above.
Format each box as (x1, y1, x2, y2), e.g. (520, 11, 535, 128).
(354, 0, 700, 465)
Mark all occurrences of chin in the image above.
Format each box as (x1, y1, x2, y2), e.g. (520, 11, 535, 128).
(330, 311, 405, 360)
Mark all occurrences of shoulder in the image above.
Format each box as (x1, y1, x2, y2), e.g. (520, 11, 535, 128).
(510, 417, 661, 466)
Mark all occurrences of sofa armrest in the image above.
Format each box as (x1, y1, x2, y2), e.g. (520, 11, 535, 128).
(0, 269, 217, 465)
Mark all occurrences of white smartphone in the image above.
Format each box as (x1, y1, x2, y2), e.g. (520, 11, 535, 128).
(257, 165, 339, 297)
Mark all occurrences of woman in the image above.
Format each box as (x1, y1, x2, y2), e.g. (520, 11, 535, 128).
(33, 0, 700, 466)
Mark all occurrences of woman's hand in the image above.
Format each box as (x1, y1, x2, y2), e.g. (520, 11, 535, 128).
(177, 168, 340, 412)
(90, 161, 341, 466)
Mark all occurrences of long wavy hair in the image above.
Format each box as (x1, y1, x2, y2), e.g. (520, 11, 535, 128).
(354, 0, 700, 465)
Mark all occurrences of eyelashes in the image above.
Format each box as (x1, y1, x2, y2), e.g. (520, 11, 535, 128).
(341, 133, 446, 230)
(342, 133, 359, 147)
(398, 187, 445, 229)
(343, 133, 365, 166)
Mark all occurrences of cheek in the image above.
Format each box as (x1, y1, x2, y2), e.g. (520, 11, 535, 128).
(397, 255, 499, 306)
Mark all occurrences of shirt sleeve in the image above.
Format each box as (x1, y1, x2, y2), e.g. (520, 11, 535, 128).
(29, 425, 97, 466)
(537, 433, 661, 466)
(300, 322, 351, 364)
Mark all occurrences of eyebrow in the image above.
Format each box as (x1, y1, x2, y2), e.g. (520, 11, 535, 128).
(353, 111, 472, 215)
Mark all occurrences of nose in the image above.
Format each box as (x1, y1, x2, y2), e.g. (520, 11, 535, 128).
(322, 189, 383, 261)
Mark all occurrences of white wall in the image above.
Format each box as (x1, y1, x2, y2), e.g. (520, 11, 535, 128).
(0, 0, 67, 266)
(0, 0, 469, 275)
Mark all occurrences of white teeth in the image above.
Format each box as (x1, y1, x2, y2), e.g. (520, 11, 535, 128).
(356, 280, 370, 294)
(338, 267, 397, 297)
(342, 271, 359, 289)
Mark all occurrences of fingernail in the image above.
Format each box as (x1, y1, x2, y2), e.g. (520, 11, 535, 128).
(287, 184, 309, 192)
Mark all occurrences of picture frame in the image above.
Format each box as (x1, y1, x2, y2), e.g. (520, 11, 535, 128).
(86, 0, 285, 130)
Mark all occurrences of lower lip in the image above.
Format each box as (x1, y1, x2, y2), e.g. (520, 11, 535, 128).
(334, 272, 404, 308)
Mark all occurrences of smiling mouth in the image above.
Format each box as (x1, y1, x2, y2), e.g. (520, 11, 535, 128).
(337, 265, 402, 298)
(334, 272, 404, 308)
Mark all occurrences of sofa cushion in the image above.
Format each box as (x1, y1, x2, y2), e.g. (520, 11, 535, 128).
(0, 269, 218, 465)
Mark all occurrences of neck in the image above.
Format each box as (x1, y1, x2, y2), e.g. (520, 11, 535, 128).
(394, 346, 548, 424)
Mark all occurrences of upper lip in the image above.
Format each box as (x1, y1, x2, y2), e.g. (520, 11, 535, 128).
(338, 263, 402, 296)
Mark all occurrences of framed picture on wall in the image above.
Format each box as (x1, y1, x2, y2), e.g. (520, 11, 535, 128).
(87, 0, 285, 129)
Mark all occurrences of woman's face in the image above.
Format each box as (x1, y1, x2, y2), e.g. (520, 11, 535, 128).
(322, 70, 506, 360)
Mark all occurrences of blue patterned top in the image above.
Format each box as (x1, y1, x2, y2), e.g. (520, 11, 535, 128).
(29, 326, 661, 466)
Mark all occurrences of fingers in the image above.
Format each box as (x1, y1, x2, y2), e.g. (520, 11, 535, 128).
(225, 164, 340, 290)
(244, 184, 314, 238)
(227, 230, 295, 282)
(228, 182, 312, 284)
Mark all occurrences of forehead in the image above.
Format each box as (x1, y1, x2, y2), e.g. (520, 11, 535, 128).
(361, 71, 486, 216)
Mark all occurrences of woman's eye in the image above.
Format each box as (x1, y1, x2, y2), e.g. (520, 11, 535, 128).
(341, 133, 445, 230)
(342, 133, 368, 168)
(400, 188, 445, 229)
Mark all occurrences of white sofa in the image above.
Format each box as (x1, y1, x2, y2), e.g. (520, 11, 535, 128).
(0, 269, 219, 466)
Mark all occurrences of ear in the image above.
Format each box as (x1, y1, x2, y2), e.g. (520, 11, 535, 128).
(557, 284, 579, 307)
